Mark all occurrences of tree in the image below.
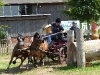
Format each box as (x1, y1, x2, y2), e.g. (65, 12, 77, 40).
(0, 25, 10, 44)
(0, 0, 9, 43)
(0, 0, 5, 6)
(0, 0, 5, 15)
(63, 0, 100, 29)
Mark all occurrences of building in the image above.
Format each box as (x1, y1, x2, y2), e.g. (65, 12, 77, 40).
(2, 0, 69, 23)
(0, 0, 69, 44)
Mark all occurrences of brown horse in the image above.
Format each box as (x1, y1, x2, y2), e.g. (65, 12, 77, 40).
(5, 33, 31, 72)
(29, 32, 49, 68)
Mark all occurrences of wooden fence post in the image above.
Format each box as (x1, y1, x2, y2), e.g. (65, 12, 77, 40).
(6, 32, 12, 54)
(76, 29, 85, 68)
(67, 30, 74, 65)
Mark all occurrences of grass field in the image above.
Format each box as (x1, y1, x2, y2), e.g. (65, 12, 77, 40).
(0, 55, 100, 75)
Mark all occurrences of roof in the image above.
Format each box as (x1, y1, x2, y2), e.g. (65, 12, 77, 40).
(2, 0, 65, 4)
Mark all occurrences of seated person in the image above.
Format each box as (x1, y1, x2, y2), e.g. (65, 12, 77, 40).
(51, 18, 66, 41)
(43, 24, 52, 44)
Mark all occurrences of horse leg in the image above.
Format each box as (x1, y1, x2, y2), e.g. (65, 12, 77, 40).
(39, 53, 45, 66)
(39, 58, 44, 66)
(26, 55, 33, 70)
(33, 57, 38, 68)
(5, 53, 14, 72)
(13, 54, 23, 64)
(12, 56, 19, 64)
(28, 55, 33, 64)
(18, 57, 26, 68)
(30, 57, 33, 64)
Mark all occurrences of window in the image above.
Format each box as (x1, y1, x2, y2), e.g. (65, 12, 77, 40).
(4, 6, 10, 16)
(11, 5, 20, 15)
(0, 4, 32, 16)
(19, 4, 32, 15)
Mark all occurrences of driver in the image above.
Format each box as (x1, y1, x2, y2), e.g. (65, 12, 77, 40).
(51, 18, 65, 41)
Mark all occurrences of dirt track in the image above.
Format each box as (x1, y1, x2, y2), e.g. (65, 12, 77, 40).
(0, 58, 66, 75)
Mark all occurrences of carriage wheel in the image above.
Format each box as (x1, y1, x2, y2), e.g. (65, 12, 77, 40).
(59, 46, 67, 64)
(50, 52, 59, 62)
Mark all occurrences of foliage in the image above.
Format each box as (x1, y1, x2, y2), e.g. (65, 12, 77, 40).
(0, 0, 5, 6)
(0, 25, 10, 44)
(63, 0, 100, 23)
(0, 1, 7, 43)
(0, 0, 5, 16)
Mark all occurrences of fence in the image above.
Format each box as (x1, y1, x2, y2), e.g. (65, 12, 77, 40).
(0, 43, 14, 55)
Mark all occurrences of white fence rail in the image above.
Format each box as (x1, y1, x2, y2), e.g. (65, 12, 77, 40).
(0, 43, 14, 55)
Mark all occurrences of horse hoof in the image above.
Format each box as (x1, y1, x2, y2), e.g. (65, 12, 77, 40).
(13, 61, 16, 64)
(34, 65, 38, 68)
(30, 60, 33, 64)
(5, 69, 8, 73)
(26, 66, 29, 70)
(40, 63, 44, 66)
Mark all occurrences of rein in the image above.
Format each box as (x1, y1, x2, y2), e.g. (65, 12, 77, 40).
(42, 32, 63, 39)
(30, 47, 48, 53)
(17, 48, 29, 51)
(30, 47, 59, 55)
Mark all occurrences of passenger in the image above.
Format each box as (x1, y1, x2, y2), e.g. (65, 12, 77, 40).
(70, 22, 79, 38)
(44, 24, 52, 44)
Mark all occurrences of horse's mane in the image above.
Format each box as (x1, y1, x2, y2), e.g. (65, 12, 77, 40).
(34, 32, 39, 38)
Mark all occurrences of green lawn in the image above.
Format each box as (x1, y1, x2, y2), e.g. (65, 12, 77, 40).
(0, 55, 100, 75)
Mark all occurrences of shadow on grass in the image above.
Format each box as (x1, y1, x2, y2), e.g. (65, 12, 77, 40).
(59, 65, 77, 70)
(52, 61, 100, 71)
(0, 64, 35, 74)
(44, 60, 77, 70)
(92, 62, 100, 67)
(58, 62, 100, 70)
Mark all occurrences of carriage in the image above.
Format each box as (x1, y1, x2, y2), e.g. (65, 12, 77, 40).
(42, 24, 67, 64)
(43, 33, 67, 64)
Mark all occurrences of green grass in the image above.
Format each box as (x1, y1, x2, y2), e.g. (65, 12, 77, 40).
(1, 55, 100, 75)
(53, 63, 100, 75)
(0, 55, 35, 75)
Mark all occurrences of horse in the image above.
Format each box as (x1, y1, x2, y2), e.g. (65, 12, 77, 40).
(29, 32, 49, 68)
(5, 33, 31, 72)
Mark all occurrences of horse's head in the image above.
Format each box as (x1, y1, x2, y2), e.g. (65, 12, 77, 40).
(34, 32, 44, 43)
(17, 33, 25, 46)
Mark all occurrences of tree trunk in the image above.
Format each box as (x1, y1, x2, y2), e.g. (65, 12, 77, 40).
(87, 20, 90, 30)
(76, 29, 85, 68)
(67, 30, 74, 65)
(69, 40, 100, 63)
(87, 20, 90, 40)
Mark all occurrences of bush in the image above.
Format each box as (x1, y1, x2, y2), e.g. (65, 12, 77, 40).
(0, 25, 10, 44)
(0, 31, 6, 39)
(0, 31, 7, 44)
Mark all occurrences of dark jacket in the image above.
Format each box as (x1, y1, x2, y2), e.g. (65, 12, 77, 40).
(70, 26, 78, 38)
(51, 23, 64, 33)
(51, 23, 64, 41)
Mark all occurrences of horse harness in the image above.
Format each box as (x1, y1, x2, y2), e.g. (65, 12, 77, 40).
(29, 46, 48, 53)
(14, 43, 29, 52)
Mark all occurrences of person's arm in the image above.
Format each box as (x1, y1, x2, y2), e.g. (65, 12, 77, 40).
(59, 25, 66, 33)
(59, 25, 64, 31)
